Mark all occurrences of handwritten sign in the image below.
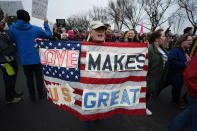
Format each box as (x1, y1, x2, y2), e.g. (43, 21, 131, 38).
(32, 0, 48, 20)
(0, 1, 24, 16)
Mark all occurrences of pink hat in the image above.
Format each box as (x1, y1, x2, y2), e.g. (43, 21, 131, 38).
(68, 30, 74, 39)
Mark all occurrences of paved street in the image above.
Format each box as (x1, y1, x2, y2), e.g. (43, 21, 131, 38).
(0, 59, 192, 131)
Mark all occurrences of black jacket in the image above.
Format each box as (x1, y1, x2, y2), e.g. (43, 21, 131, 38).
(0, 33, 17, 64)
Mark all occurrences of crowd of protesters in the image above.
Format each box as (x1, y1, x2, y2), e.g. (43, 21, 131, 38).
(0, 9, 197, 131)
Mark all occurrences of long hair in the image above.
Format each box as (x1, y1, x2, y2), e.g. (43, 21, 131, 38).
(128, 29, 139, 42)
(149, 29, 163, 43)
(173, 34, 193, 48)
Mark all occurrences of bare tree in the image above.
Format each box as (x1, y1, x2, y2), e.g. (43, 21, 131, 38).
(177, 0, 197, 34)
(143, 0, 174, 31)
(65, 14, 90, 32)
(88, 6, 110, 24)
(108, 0, 124, 31)
(108, 0, 150, 31)
(171, 8, 186, 34)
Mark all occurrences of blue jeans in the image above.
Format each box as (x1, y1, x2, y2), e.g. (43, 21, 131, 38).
(166, 94, 197, 131)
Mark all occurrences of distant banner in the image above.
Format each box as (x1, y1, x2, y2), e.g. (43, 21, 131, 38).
(0, 1, 24, 16)
(38, 41, 148, 121)
(32, 0, 48, 20)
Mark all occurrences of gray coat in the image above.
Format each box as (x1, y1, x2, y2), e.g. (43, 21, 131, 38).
(147, 43, 168, 97)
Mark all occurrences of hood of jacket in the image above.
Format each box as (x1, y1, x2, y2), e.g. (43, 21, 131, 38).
(13, 20, 32, 30)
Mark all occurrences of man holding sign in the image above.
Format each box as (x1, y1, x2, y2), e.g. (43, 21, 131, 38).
(8, 9, 52, 101)
(37, 21, 148, 131)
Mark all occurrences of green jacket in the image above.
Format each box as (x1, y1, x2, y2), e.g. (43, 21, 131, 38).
(147, 43, 168, 97)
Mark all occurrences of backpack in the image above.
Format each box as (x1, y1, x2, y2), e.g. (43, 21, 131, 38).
(0, 33, 17, 63)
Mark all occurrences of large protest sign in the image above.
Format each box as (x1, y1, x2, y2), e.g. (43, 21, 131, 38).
(0, 1, 24, 16)
(32, 0, 48, 20)
(38, 41, 148, 121)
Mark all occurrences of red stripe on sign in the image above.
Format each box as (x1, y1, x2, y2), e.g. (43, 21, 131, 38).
(140, 87, 146, 93)
(48, 98, 146, 121)
(73, 88, 83, 96)
(81, 51, 86, 57)
(81, 52, 148, 59)
(81, 64, 85, 70)
(146, 54, 148, 59)
(81, 42, 148, 48)
(144, 65, 148, 71)
(139, 98, 146, 103)
(80, 64, 148, 71)
(80, 76, 146, 84)
(44, 80, 60, 85)
(75, 100, 82, 106)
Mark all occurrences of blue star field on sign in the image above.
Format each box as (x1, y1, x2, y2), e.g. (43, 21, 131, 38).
(38, 40, 81, 82)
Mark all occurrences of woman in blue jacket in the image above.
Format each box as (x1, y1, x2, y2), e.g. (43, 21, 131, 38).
(168, 34, 193, 108)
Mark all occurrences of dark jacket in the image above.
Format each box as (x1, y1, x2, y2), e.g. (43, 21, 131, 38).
(105, 35, 116, 42)
(168, 47, 187, 86)
(8, 20, 52, 65)
(75, 34, 85, 41)
(0, 33, 17, 64)
(147, 43, 168, 96)
(183, 51, 197, 98)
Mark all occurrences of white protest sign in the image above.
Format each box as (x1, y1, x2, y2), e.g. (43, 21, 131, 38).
(32, 0, 48, 20)
(0, 1, 24, 16)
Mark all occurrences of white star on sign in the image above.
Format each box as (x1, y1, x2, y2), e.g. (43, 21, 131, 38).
(72, 47, 75, 50)
(66, 75, 69, 78)
(63, 48, 66, 50)
(46, 71, 49, 74)
(67, 43, 70, 46)
(49, 69, 51, 71)
(77, 43, 80, 47)
(58, 67, 60, 70)
(75, 75, 78, 79)
(70, 71, 74, 75)
(59, 74, 62, 77)
(45, 46, 48, 49)
(43, 68, 45, 70)
(66, 68, 69, 70)
(75, 68, 78, 71)
(55, 70, 57, 73)
(49, 42, 53, 46)
(53, 73, 55, 76)
(58, 43, 62, 46)
(41, 42, 44, 45)
(62, 71, 65, 74)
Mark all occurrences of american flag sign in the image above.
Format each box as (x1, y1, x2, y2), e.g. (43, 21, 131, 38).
(38, 41, 148, 121)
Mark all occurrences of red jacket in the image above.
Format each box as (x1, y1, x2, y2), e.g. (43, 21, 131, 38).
(183, 51, 197, 98)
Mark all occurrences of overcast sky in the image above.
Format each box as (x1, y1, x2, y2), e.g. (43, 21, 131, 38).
(0, 0, 192, 34)
(3, 0, 111, 25)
